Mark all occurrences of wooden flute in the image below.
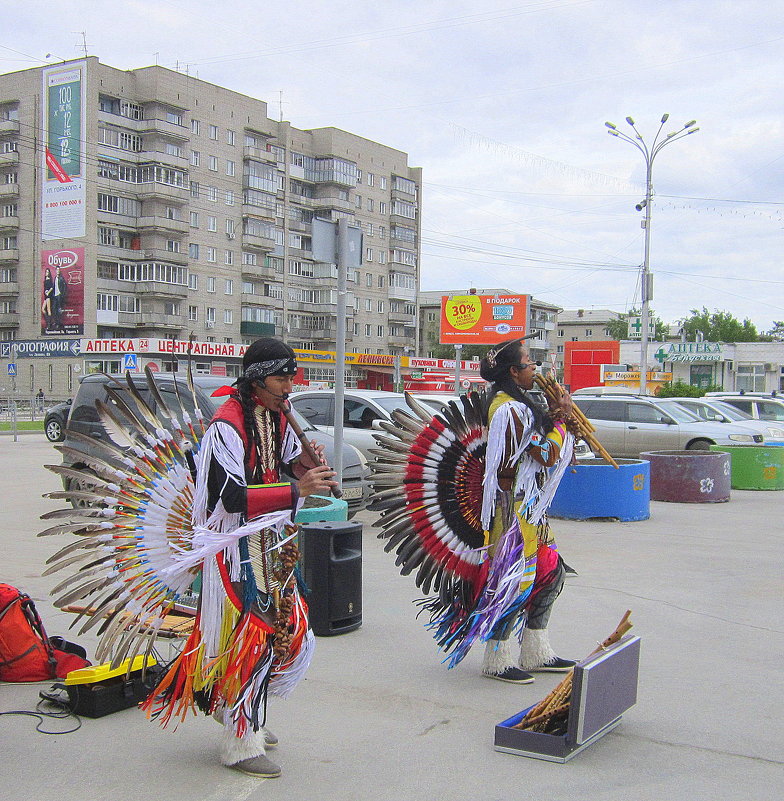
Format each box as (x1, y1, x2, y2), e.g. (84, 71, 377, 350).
(533, 373, 619, 469)
(282, 402, 343, 499)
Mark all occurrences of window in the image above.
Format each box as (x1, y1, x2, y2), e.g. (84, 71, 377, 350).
(577, 400, 625, 422)
(294, 395, 332, 426)
(226, 219, 235, 237)
(365, 299, 372, 312)
(379, 202, 387, 216)
(225, 279, 233, 295)
(393, 175, 416, 194)
(365, 324, 371, 336)
(378, 251, 387, 265)
(190, 150, 200, 167)
(223, 309, 233, 324)
(226, 160, 236, 177)
(378, 275, 385, 288)
(207, 215, 217, 232)
(366, 198, 374, 212)
(366, 273, 373, 287)
(2, 204, 17, 217)
(188, 243, 199, 259)
(288, 260, 314, 278)
(166, 239, 180, 253)
(377, 300, 384, 313)
(188, 305, 198, 321)
(191, 119, 201, 135)
(227, 130, 236, 146)
(224, 250, 234, 265)
(207, 186, 218, 202)
(97, 193, 141, 216)
(355, 195, 362, 208)
(164, 142, 183, 158)
(190, 211, 199, 228)
(392, 199, 416, 219)
(628, 403, 667, 424)
(380, 176, 387, 190)
(367, 173, 375, 187)
(585, 328, 593, 336)
(225, 190, 235, 206)
(207, 248, 217, 263)
(207, 277, 216, 293)
(164, 301, 181, 316)
(209, 155, 218, 171)
(190, 181, 200, 198)
(206, 307, 216, 323)
(5, 173, 18, 184)
(556, 344, 564, 353)
(736, 364, 766, 393)
(243, 252, 257, 266)
(557, 329, 564, 337)
(117, 262, 188, 285)
(209, 124, 218, 140)
(365, 248, 373, 262)
(189, 274, 198, 290)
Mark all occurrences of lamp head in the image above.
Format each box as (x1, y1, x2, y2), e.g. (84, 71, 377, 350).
(625, 116, 635, 126)
(660, 113, 670, 123)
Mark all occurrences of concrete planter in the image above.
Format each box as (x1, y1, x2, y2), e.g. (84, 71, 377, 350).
(550, 459, 650, 521)
(709, 445, 784, 490)
(641, 450, 731, 503)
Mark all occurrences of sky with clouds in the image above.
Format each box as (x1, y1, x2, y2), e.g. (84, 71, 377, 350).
(4, 0, 783, 330)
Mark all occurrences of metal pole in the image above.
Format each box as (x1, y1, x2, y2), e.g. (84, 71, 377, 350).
(454, 344, 462, 395)
(332, 218, 348, 491)
(640, 158, 653, 395)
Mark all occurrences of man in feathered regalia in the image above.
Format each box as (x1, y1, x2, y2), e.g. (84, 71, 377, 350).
(370, 337, 576, 683)
(477, 338, 576, 683)
(145, 338, 336, 777)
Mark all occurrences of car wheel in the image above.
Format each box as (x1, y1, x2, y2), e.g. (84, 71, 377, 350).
(65, 468, 100, 508)
(686, 439, 712, 451)
(45, 418, 64, 442)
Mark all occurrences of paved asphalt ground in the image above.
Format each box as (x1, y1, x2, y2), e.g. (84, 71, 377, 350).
(1, 434, 781, 801)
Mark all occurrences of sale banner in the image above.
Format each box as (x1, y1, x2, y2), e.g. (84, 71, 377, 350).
(440, 294, 529, 344)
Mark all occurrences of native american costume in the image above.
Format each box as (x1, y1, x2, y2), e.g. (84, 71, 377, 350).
(39, 366, 313, 764)
(370, 388, 573, 671)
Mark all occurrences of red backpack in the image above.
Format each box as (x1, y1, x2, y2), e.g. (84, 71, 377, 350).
(0, 584, 90, 682)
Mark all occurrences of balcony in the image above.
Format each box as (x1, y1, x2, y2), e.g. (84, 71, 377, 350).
(0, 119, 20, 136)
(242, 231, 276, 252)
(0, 184, 19, 199)
(313, 194, 353, 213)
(137, 118, 189, 140)
(133, 281, 189, 298)
(243, 146, 277, 164)
(0, 151, 19, 167)
(136, 215, 189, 234)
(388, 310, 415, 325)
(240, 320, 276, 337)
(0, 312, 19, 326)
(0, 214, 18, 230)
(288, 326, 337, 340)
(136, 182, 189, 202)
(0, 248, 19, 263)
(387, 334, 415, 348)
(137, 247, 188, 265)
(241, 203, 276, 222)
(97, 244, 139, 261)
(240, 263, 281, 281)
(137, 149, 189, 170)
(0, 281, 18, 295)
(136, 312, 187, 328)
(387, 284, 416, 302)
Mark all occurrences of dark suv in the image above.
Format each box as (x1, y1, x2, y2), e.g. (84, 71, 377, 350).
(57, 373, 369, 516)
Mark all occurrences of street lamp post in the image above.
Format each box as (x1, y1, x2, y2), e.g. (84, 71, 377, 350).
(605, 115, 699, 394)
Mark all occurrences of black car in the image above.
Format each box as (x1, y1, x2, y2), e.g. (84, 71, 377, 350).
(57, 373, 369, 516)
(43, 399, 72, 442)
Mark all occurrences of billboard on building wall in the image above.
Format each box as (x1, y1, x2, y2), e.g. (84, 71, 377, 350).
(41, 248, 84, 336)
(440, 294, 528, 345)
(41, 62, 87, 240)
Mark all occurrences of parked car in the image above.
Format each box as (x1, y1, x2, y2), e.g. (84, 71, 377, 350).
(56, 373, 370, 517)
(289, 389, 414, 459)
(704, 392, 784, 424)
(665, 397, 784, 443)
(43, 399, 71, 442)
(572, 393, 764, 458)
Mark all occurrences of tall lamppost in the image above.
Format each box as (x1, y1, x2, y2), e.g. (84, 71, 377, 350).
(605, 115, 699, 394)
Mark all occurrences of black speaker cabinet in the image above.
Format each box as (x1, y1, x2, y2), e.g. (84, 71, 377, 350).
(299, 520, 362, 636)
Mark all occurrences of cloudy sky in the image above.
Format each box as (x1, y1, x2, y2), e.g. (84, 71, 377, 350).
(4, 1, 783, 330)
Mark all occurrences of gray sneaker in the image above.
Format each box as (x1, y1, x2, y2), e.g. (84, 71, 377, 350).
(263, 728, 278, 749)
(230, 754, 282, 778)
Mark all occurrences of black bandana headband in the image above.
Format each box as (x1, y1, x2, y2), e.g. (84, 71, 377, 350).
(243, 357, 297, 382)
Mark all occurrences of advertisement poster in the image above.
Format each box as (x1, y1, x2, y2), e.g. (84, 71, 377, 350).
(41, 62, 87, 240)
(440, 294, 529, 345)
(41, 248, 84, 336)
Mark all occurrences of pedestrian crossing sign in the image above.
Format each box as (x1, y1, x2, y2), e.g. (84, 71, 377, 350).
(122, 354, 138, 371)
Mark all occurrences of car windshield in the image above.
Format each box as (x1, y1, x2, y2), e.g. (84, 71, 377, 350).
(373, 395, 415, 414)
(655, 401, 702, 422)
(198, 381, 316, 431)
(708, 401, 751, 421)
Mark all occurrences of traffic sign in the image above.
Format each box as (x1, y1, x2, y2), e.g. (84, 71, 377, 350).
(122, 354, 138, 371)
(7, 363, 17, 376)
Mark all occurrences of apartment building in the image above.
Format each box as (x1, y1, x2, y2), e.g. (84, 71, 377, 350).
(418, 288, 560, 365)
(0, 57, 421, 396)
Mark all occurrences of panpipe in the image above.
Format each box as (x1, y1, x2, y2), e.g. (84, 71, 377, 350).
(533, 373, 619, 469)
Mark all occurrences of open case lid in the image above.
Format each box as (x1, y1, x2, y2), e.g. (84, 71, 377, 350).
(568, 634, 641, 745)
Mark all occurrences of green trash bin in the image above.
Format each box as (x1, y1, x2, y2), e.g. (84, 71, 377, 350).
(709, 445, 784, 490)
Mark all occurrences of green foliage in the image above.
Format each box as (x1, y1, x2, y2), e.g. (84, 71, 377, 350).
(763, 321, 784, 342)
(655, 380, 724, 398)
(605, 308, 668, 341)
(680, 307, 759, 342)
(426, 343, 488, 360)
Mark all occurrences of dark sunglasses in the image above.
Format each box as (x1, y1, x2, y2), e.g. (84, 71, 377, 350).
(513, 361, 541, 370)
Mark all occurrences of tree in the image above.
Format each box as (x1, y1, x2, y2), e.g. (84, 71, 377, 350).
(426, 343, 488, 360)
(605, 308, 668, 341)
(762, 321, 784, 342)
(679, 308, 759, 342)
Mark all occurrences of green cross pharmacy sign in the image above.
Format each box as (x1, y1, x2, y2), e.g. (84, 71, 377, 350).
(627, 316, 656, 339)
(654, 342, 723, 363)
